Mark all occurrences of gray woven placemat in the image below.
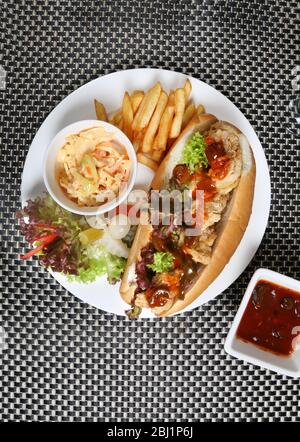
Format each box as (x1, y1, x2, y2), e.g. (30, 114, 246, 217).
(1, 0, 300, 422)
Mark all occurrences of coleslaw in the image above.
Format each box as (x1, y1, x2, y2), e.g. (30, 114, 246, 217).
(56, 127, 131, 207)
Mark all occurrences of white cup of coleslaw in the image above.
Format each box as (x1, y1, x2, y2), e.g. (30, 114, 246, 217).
(43, 120, 137, 216)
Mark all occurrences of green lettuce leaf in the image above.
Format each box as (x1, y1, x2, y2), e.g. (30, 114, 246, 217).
(182, 131, 208, 173)
(147, 251, 174, 273)
(37, 194, 88, 236)
(69, 242, 126, 284)
(19, 194, 125, 284)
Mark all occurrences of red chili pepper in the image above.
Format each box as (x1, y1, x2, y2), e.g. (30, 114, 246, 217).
(29, 232, 58, 244)
(21, 233, 59, 259)
(20, 243, 47, 260)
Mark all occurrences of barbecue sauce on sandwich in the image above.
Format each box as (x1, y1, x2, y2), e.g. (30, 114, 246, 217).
(134, 136, 231, 309)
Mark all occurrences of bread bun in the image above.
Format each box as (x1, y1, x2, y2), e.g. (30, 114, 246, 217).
(120, 114, 256, 316)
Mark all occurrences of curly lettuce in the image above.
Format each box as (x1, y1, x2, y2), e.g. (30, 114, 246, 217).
(17, 194, 126, 284)
(69, 241, 126, 284)
(182, 132, 208, 173)
(147, 251, 174, 273)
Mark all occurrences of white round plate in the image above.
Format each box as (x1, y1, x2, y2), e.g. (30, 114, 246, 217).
(21, 68, 270, 318)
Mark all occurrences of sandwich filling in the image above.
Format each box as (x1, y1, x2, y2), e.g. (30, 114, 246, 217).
(127, 122, 242, 319)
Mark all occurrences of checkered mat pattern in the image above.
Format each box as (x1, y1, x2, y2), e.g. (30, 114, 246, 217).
(1, 0, 300, 422)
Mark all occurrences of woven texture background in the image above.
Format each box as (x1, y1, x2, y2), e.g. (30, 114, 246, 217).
(1, 0, 300, 422)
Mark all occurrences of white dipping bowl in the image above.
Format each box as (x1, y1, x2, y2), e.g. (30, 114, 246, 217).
(43, 120, 137, 216)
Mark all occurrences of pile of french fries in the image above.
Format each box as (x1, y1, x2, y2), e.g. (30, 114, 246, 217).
(94, 80, 205, 172)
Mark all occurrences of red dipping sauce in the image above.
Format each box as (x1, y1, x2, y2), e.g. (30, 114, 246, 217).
(237, 280, 300, 356)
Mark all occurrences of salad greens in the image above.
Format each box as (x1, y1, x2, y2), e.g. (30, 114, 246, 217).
(72, 242, 126, 284)
(147, 251, 174, 273)
(17, 194, 126, 284)
(182, 131, 208, 173)
(69, 254, 125, 285)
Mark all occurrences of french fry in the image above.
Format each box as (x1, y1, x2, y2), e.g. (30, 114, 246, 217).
(156, 105, 175, 151)
(133, 82, 162, 131)
(111, 109, 122, 125)
(117, 118, 123, 131)
(182, 102, 196, 129)
(168, 90, 175, 106)
(95, 80, 196, 165)
(94, 100, 108, 121)
(133, 139, 140, 152)
(122, 92, 133, 140)
(142, 91, 168, 153)
(167, 138, 174, 150)
(151, 149, 164, 162)
(197, 103, 205, 115)
(137, 152, 158, 172)
(169, 88, 185, 138)
(130, 91, 144, 114)
(152, 135, 158, 150)
(183, 79, 192, 103)
(143, 152, 161, 162)
(132, 94, 147, 131)
(132, 131, 144, 152)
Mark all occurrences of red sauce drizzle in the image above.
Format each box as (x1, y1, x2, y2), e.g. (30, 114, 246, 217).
(145, 287, 170, 308)
(192, 172, 217, 202)
(172, 164, 192, 186)
(237, 280, 300, 356)
(205, 137, 230, 180)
